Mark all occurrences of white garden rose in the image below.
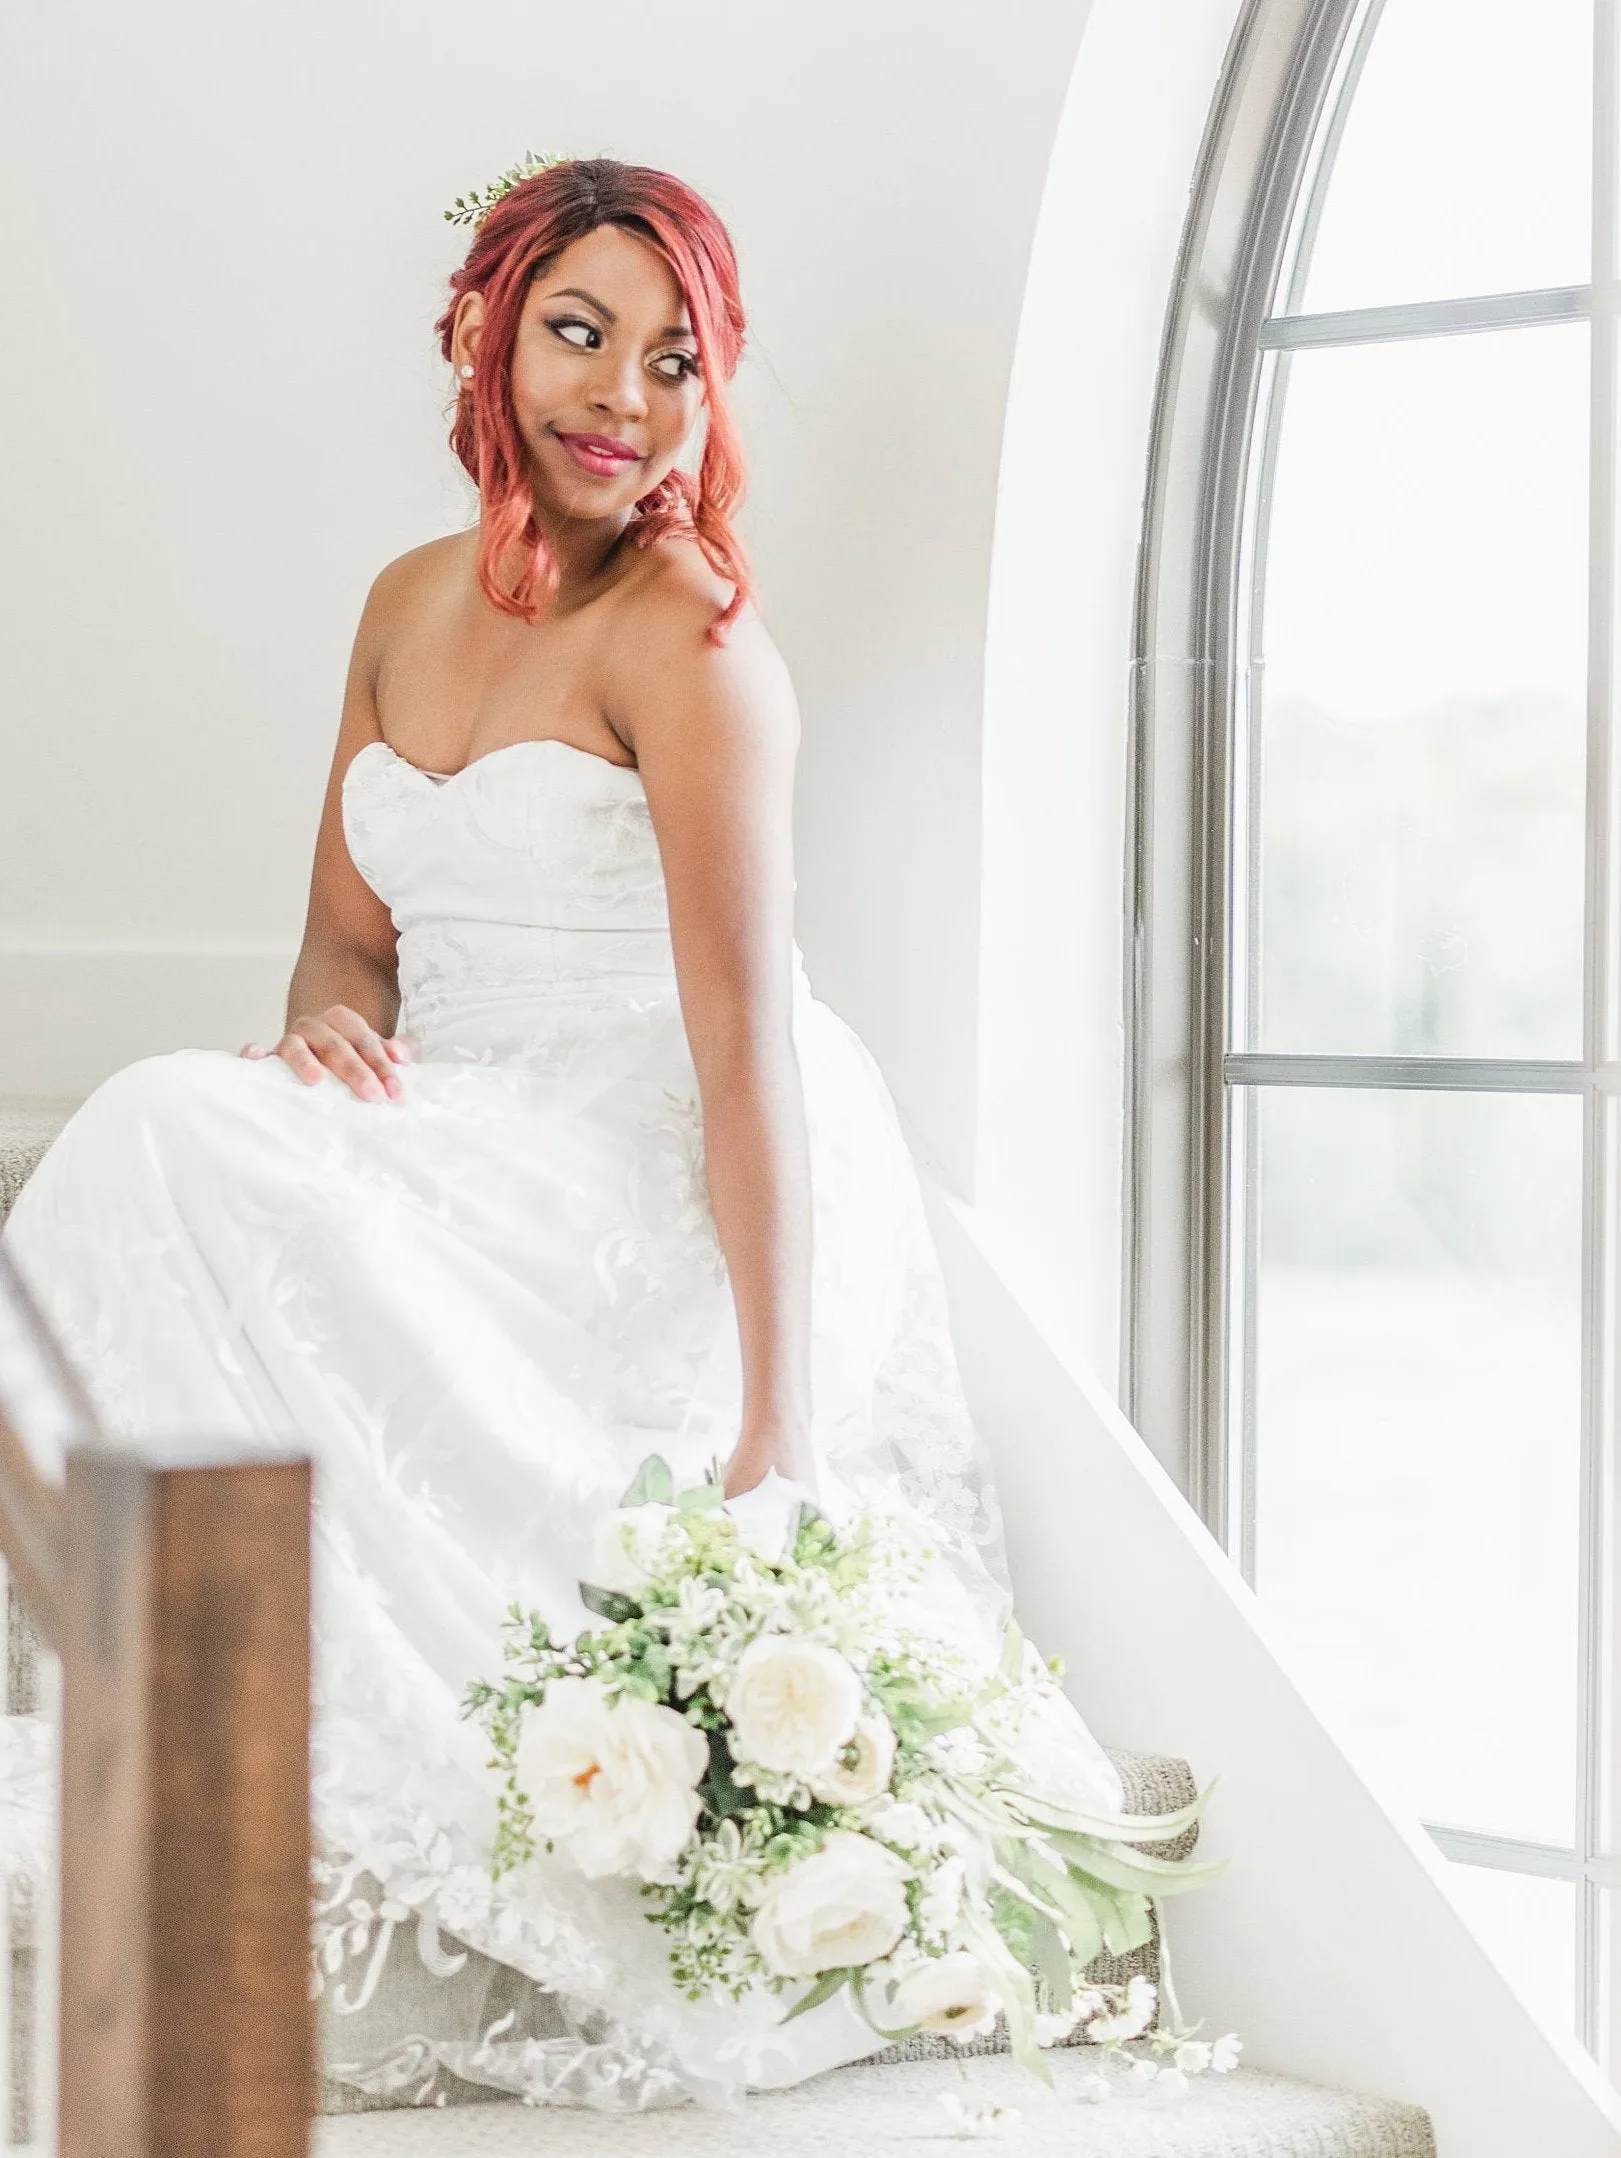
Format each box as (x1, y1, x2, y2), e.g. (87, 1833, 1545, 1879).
(809, 1711, 897, 1805)
(515, 1675, 708, 1881)
(750, 1830, 910, 1978)
(890, 1950, 1001, 2038)
(727, 1635, 863, 1775)
(588, 1503, 676, 1595)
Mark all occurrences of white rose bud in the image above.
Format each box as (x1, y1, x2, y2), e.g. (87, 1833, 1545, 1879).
(515, 1675, 707, 1881)
(810, 1712, 897, 1805)
(890, 1950, 1001, 2039)
(588, 1503, 676, 1595)
(750, 1830, 910, 1978)
(728, 1635, 862, 1776)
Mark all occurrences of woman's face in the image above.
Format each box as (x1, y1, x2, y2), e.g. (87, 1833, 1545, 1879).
(455, 223, 706, 521)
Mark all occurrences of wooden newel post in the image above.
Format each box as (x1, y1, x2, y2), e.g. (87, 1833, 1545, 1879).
(57, 1444, 314, 2158)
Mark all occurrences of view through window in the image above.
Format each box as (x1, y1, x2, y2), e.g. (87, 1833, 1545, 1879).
(1223, 0, 1615, 2055)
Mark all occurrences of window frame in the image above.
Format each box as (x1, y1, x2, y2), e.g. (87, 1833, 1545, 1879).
(1127, 0, 1621, 2065)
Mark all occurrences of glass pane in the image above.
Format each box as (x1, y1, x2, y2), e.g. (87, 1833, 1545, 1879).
(1441, 1863, 1577, 2037)
(1253, 322, 1588, 1058)
(1247, 1085, 1582, 1844)
(1297, 0, 1592, 315)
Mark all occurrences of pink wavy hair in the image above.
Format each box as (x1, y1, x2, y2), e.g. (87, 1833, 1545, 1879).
(434, 157, 755, 647)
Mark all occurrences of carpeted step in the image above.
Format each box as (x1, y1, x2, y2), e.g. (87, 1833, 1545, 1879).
(0, 1098, 75, 1226)
(313, 2047, 1436, 2156)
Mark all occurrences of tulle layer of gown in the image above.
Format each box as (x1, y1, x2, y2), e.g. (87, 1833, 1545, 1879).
(0, 736, 1123, 2109)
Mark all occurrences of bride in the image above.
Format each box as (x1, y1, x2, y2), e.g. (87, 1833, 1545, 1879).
(0, 154, 1124, 2112)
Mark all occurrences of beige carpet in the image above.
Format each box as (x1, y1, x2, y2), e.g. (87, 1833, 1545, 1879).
(0, 1098, 75, 1225)
(314, 2050, 1435, 2157)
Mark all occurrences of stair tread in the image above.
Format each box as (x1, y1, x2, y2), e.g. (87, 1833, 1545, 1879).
(314, 2050, 1435, 2157)
(0, 1097, 75, 1225)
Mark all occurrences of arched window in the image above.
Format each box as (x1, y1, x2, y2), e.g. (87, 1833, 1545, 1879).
(1134, 0, 1614, 2056)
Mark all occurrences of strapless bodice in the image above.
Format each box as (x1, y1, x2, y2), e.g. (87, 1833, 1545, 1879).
(341, 736, 804, 1068)
(343, 738, 669, 936)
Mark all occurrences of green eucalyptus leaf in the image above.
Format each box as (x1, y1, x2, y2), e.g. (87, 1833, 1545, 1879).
(1004, 1777, 1216, 1845)
(620, 1455, 675, 1508)
(1025, 1909, 1073, 2013)
(1004, 1842, 1105, 1967)
(676, 1482, 725, 1515)
(781, 1967, 852, 2025)
(578, 1582, 640, 1624)
(1083, 1880, 1154, 1958)
(1044, 1827, 1228, 1897)
(701, 1731, 751, 1819)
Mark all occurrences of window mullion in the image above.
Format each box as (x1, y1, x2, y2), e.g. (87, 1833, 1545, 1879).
(1582, 0, 1621, 2075)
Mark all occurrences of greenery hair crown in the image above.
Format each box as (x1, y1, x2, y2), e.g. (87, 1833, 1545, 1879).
(443, 150, 572, 229)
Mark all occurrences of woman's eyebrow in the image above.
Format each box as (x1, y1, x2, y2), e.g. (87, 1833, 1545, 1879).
(547, 286, 695, 340)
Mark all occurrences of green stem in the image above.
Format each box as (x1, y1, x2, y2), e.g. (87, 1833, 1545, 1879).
(1151, 1896, 1188, 2034)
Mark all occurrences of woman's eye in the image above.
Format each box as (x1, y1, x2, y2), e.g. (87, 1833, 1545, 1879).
(550, 317, 600, 349)
(654, 353, 701, 383)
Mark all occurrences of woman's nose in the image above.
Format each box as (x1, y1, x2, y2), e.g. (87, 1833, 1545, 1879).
(587, 349, 649, 421)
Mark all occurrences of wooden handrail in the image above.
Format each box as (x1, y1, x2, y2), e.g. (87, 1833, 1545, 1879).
(59, 1444, 314, 2158)
(0, 1247, 314, 2156)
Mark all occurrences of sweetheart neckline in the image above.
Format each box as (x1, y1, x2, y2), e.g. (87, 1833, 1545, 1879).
(350, 738, 643, 790)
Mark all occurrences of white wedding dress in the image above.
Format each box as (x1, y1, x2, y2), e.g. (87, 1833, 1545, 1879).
(0, 734, 1123, 2111)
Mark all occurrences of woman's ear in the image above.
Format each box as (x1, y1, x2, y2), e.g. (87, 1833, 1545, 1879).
(452, 290, 487, 372)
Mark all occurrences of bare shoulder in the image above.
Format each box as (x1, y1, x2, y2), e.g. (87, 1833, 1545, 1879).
(605, 539, 798, 756)
(363, 530, 469, 626)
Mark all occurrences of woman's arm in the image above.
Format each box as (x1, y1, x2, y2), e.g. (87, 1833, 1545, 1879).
(608, 571, 813, 1498)
(243, 567, 414, 1102)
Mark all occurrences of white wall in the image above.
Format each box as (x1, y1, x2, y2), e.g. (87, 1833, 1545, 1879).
(977, 0, 1248, 1405)
(0, 0, 1100, 1196)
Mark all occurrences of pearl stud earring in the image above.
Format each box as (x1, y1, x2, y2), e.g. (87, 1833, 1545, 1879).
(459, 364, 474, 379)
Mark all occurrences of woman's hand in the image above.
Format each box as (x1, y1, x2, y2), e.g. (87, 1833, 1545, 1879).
(240, 1007, 417, 1102)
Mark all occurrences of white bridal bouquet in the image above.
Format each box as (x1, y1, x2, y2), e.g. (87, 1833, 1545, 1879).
(463, 1459, 1236, 2086)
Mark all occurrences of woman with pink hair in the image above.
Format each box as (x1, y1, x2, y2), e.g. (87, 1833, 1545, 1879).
(2, 156, 1121, 2112)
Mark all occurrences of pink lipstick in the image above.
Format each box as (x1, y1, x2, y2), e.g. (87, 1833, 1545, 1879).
(554, 431, 643, 477)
